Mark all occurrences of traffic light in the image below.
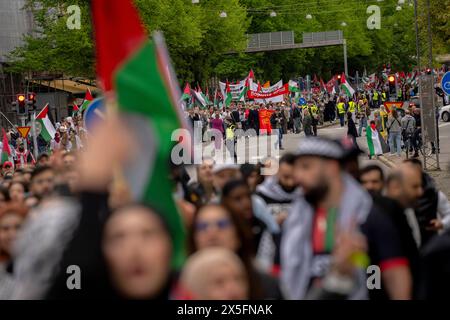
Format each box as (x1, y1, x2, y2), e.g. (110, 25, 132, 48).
(388, 75, 396, 95)
(426, 68, 432, 75)
(337, 74, 341, 85)
(27, 92, 36, 109)
(16, 94, 27, 115)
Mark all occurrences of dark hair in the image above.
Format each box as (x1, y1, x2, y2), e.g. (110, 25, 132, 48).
(30, 166, 53, 181)
(391, 109, 398, 119)
(37, 153, 49, 161)
(222, 179, 248, 199)
(9, 181, 28, 194)
(386, 171, 404, 187)
(370, 120, 376, 125)
(359, 165, 384, 182)
(279, 153, 296, 166)
(239, 163, 257, 179)
(0, 186, 10, 202)
(403, 158, 423, 169)
(187, 204, 263, 299)
(0, 202, 29, 261)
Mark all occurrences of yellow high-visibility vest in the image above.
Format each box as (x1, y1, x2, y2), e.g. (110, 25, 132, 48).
(373, 92, 379, 101)
(381, 92, 387, 101)
(337, 102, 346, 114)
(348, 101, 356, 113)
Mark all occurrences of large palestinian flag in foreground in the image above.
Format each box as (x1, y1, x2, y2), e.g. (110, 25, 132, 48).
(93, 0, 189, 268)
(36, 104, 56, 142)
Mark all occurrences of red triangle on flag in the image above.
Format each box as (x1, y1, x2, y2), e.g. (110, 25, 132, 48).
(73, 103, 79, 111)
(1, 128, 11, 156)
(36, 104, 50, 119)
(183, 83, 191, 95)
(93, 0, 147, 92)
(85, 89, 93, 101)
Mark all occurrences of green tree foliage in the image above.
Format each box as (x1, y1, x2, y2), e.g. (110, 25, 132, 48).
(7, 0, 445, 85)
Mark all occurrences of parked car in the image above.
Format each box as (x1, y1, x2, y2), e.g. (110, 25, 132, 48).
(439, 104, 450, 122)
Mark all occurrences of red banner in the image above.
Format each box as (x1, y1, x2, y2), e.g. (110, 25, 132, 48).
(259, 109, 274, 134)
(248, 84, 289, 99)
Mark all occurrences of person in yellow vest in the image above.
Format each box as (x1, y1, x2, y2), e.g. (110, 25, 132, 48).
(308, 102, 319, 136)
(348, 99, 357, 123)
(397, 88, 403, 102)
(336, 98, 346, 127)
(381, 90, 387, 103)
(372, 90, 379, 108)
(379, 105, 388, 140)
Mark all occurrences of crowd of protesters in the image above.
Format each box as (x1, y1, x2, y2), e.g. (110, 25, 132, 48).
(1, 105, 450, 300)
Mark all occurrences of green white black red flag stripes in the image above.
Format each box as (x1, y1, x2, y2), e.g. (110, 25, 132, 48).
(224, 81, 232, 107)
(36, 104, 56, 142)
(340, 73, 355, 98)
(93, 0, 189, 269)
(366, 126, 383, 156)
(79, 89, 93, 113)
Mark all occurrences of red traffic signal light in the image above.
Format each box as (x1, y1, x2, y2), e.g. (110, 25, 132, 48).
(426, 68, 432, 74)
(337, 75, 341, 80)
(27, 92, 36, 107)
(17, 94, 25, 102)
(388, 75, 395, 83)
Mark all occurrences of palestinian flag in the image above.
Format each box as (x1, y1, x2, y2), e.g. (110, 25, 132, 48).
(1, 128, 11, 164)
(248, 69, 255, 80)
(288, 80, 300, 93)
(238, 78, 250, 100)
(181, 83, 191, 101)
(224, 81, 232, 107)
(79, 89, 93, 113)
(214, 88, 223, 107)
(366, 126, 383, 157)
(93, 0, 189, 268)
(191, 88, 207, 108)
(198, 84, 210, 105)
(72, 102, 79, 116)
(36, 104, 56, 142)
(340, 73, 355, 98)
(205, 87, 211, 105)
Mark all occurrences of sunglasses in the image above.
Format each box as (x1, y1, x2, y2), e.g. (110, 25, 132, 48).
(195, 218, 232, 232)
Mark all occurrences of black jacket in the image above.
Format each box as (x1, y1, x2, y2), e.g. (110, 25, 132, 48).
(415, 173, 439, 246)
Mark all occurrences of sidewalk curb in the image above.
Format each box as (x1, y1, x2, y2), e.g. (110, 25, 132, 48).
(378, 155, 396, 168)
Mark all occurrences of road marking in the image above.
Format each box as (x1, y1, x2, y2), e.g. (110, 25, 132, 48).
(439, 122, 450, 128)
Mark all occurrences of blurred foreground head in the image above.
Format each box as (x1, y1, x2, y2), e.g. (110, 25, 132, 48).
(386, 162, 423, 208)
(0, 203, 28, 261)
(180, 248, 249, 300)
(292, 136, 345, 206)
(102, 204, 173, 299)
